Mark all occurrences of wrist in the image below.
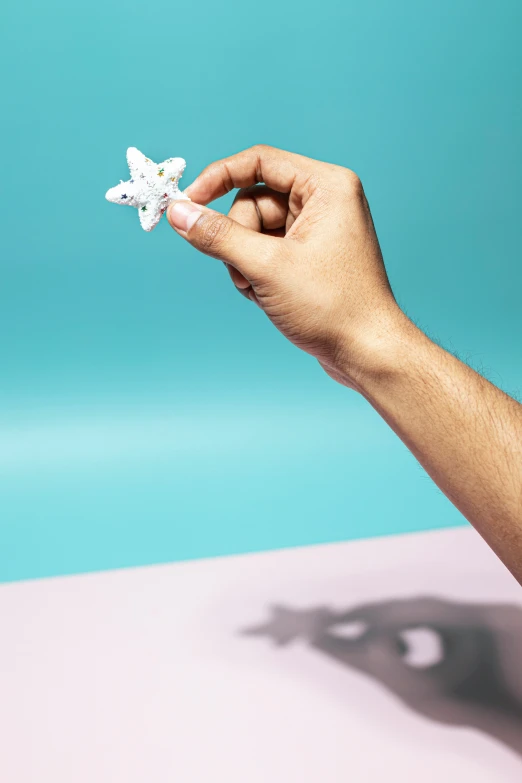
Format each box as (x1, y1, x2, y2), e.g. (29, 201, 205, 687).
(331, 306, 426, 397)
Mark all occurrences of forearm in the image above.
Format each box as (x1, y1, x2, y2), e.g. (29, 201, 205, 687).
(346, 313, 522, 582)
(176, 147, 522, 579)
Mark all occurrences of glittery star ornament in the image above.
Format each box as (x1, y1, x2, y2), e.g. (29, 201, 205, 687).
(105, 147, 189, 231)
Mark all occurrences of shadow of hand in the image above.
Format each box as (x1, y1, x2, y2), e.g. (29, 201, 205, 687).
(243, 598, 522, 755)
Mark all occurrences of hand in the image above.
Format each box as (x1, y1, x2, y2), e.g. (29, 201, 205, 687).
(167, 145, 402, 390)
(168, 146, 522, 585)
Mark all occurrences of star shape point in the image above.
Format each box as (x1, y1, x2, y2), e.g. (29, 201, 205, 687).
(106, 147, 189, 232)
(242, 605, 336, 646)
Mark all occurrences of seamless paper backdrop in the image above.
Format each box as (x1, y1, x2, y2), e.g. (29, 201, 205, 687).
(1, 0, 521, 582)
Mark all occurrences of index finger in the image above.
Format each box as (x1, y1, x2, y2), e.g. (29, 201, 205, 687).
(185, 144, 316, 205)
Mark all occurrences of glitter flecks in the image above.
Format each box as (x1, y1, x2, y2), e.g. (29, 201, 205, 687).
(105, 147, 189, 231)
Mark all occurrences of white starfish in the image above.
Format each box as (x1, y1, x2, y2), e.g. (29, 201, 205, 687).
(105, 147, 189, 232)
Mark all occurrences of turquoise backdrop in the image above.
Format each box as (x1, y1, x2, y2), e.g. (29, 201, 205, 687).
(1, 0, 521, 582)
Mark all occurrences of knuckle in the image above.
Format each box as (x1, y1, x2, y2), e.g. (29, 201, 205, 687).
(343, 168, 363, 196)
(250, 143, 272, 156)
(332, 165, 363, 196)
(197, 213, 232, 255)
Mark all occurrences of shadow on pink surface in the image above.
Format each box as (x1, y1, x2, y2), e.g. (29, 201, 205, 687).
(243, 597, 522, 758)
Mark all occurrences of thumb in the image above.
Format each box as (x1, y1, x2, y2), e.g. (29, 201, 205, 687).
(167, 200, 277, 283)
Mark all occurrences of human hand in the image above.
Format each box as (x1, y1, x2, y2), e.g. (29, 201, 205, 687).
(167, 145, 403, 390)
(168, 147, 522, 586)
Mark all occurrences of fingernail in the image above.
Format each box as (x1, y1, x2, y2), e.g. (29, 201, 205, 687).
(168, 200, 204, 232)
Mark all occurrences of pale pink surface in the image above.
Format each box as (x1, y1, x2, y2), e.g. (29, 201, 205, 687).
(1, 527, 521, 781)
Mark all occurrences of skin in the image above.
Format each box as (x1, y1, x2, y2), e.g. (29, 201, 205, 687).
(167, 145, 522, 584)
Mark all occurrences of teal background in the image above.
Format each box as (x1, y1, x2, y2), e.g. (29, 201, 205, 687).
(1, 1, 521, 582)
